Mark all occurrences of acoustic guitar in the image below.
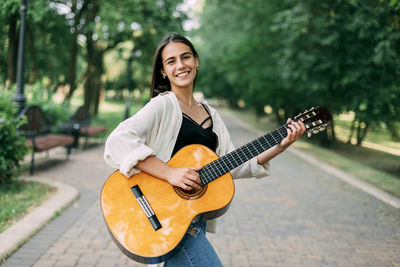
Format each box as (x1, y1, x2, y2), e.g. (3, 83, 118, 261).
(100, 106, 331, 264)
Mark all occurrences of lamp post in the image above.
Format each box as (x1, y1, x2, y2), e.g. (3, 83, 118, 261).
(14, 0, 28, 115)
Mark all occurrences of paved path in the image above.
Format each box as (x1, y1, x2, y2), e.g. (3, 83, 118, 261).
(2, 111, 400, 267)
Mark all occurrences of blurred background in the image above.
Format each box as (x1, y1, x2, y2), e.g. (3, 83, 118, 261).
(0, 0, 399, 235)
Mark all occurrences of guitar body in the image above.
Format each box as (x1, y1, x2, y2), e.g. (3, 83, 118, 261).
(100, 144, 235, 264)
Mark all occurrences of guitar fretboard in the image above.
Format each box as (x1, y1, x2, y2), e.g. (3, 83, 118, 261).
(199, 124, 289, 185)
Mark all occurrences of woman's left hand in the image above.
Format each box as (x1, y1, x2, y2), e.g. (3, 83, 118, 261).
(278, 118, 306, 150)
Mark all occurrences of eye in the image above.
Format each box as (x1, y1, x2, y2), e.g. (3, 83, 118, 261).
(167, 60, 175, 65)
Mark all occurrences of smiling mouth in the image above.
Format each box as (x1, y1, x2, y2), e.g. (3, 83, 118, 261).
(176, 71, 190, 77)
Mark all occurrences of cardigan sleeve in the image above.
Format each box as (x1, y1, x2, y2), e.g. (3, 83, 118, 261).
(104, 98, 161, 177)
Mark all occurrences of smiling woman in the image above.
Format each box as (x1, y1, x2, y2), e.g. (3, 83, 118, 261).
(102, 32, 306, 265)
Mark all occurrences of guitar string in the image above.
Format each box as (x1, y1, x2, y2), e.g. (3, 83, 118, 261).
(133, 124, 290, 202)
(200, 125, 288, 184)
(138, 129, 289, 208)
(197, 126, 286, 185)
(138, 116, 324, 206)
(126, 117, 320, 213)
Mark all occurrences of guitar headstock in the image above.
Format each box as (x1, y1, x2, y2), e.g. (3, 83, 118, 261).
(294, 106, 332, 137)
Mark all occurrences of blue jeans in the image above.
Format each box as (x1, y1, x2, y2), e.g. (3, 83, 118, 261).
(163, 221, 223, 267)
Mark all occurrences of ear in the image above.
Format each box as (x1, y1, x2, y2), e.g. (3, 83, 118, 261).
(160, 68, 166, 77)
(195, 56, 199, 68)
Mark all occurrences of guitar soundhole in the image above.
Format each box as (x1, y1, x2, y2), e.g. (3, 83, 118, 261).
(174, 185, 208, 200)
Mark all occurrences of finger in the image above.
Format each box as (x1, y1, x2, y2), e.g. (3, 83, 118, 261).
(186, 174, 201, 186)
(180, 183, 192, 191)
(290, 123, 301, 137)
(190, 166, 203, 171)
(187, 179, 201, 190)
(182, 179, 201, 190)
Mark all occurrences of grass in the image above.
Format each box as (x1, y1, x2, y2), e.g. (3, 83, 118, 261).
(0, 180, 56, 233)
(226, 107, 400, 199)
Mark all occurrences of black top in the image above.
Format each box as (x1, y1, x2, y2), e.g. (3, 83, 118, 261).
(171, 104, 218, 157)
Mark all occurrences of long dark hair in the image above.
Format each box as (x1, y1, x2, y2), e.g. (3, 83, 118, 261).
(150, 33, 199, 98)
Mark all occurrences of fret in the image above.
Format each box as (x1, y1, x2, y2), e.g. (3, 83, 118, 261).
(261, 134, 273, 148)
(228, 152, 241, 169)
(218, 158, 230, 173)
(233, 150, 244, 166)
(276, 128, 285, 138)
(207, 164, 219, 178)
(236, 147, 250, 162)
(225, 152, 238, 169)
(201, 122, 296, 185)
(199, 168, 211, 184)
(222, 155, 235, 170)
(269, 132, 279, 144)
(215, 159, 228, 174)
(272, 130, 283, 143)
(245, 142, 258, 157)
(210, 161, 223, 177)
(250, 140, 262, 154)
(256, 137, 268, 151)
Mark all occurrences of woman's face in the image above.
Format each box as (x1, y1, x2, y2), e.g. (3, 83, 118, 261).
(161, 42, 199, 91)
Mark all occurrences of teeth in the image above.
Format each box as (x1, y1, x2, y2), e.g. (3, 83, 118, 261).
(177, 72, 189, 77)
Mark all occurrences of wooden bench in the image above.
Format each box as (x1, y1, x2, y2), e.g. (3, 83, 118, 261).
(19, 105, 74, 175)
(61, 106, 107, 148)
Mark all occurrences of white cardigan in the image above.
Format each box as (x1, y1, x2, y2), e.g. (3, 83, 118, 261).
(103, 91, 269, 232)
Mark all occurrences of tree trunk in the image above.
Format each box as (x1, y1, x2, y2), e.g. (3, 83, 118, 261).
(6, 13, 18, 87)
(26, 24, 38, 83)
(356, 122, 370, 146)
(83, 0, 102, 117)
(65, 0, 79, 101)
(387, 122, 400, 141)
(347, 116, 356, 144)
(330, 118, 336, 143)
(84, 42, 103, 117)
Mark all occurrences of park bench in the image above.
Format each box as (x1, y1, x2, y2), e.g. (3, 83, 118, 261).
(19, 105, 74, 175)
(61, 105, 107, 148)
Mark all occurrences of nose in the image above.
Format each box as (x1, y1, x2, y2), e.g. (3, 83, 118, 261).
(176, 58, 185, 69)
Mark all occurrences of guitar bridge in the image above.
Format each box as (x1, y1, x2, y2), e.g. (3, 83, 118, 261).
(131, 185, 162, 231)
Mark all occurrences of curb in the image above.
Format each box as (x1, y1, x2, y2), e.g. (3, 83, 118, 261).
(0, 177, 79, 261)
(221, 109, 400, 209)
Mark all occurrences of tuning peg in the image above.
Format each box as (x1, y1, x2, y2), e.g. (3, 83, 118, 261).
(307, 132, 312, 138)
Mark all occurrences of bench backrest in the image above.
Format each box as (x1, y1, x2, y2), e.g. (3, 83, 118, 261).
(70, 106, 91, 126)
(19, 105, 49, 137)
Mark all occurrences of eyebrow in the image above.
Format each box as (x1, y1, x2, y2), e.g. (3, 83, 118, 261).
(164, 52, 193, 63)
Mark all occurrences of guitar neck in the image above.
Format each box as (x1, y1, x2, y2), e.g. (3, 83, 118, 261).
(199, 124, 289, 185)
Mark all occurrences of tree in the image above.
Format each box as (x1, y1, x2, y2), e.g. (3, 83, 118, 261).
(196, 0, 400, 145)
(0, 0, 188, 117)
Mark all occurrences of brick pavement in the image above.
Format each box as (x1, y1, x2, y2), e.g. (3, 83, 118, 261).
(2, 110, 400, 267)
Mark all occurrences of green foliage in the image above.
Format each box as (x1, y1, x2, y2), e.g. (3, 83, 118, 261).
(0, 90, 28, 186)
(0, 0, 187, 117)
(196, 0, 400, 145)
(27, 83, 70, 125)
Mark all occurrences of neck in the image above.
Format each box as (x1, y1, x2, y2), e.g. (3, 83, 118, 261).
(172, 86, 195, 106)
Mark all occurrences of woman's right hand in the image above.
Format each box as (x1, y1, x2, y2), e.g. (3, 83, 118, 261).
(136, 156, 202, 190)
(165, 166, 203, 191)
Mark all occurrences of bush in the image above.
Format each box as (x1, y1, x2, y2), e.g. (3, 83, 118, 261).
(0, 90, 29, 186)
